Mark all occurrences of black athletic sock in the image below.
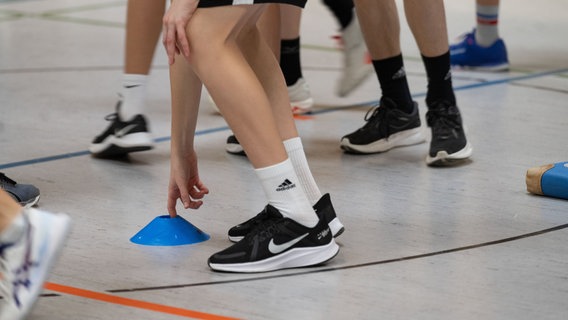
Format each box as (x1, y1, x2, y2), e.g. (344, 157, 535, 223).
(322, 0, 354, 30)
(372, 54, 414, 114)
(421, 51, 456, 107)
(280, 38, 303, 86)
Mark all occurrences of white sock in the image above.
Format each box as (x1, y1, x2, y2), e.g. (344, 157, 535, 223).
(475, 5, 500, 47)
(119, 74, 148, 120)
(255, 159, 318, 227)
(0, 213, 26, 245)
(283, 137, 322, 205)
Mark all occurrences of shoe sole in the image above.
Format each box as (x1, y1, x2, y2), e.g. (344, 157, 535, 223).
(451, 63, 509, 72)
(341, 127, 426, 154)
(209, 240, 339, 273)
(225, 144, 246, 156)
(22, 195, 40, 208)
(90, 132, 154, 157)
(291, 97, 314, 115)
(426, 141, 473, 166)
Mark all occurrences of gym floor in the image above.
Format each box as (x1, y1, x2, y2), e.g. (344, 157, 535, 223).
(1, 0, 567, 319)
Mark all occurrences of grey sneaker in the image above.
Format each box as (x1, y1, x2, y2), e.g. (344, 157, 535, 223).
(0, 173, 40, 208)
(0, 208, 71, 319)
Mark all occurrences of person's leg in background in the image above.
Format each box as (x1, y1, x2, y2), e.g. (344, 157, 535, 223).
(90, 0, 166, 157)
(342, 0, 472, 166)
(322, 0, 373, 97)
(449, 0, 509, 71)
(279, 5, 315, 115)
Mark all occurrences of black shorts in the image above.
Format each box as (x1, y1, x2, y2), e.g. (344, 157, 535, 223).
(198, 0, 306, 9)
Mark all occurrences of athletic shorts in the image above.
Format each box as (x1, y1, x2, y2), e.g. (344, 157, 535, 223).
(198, 0, 307, 9)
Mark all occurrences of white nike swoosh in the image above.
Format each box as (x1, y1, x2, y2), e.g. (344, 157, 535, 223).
(114, 124, 137, 138)
(268, 233, 309, 254)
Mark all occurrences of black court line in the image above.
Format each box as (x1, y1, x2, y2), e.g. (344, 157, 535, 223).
(1, 67, 567, 171)
(107, 222, 568, 293)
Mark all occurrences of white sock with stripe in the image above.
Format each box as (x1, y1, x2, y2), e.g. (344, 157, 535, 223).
(475, 4, 500, 47)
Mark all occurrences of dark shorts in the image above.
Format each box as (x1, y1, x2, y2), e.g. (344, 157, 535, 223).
(197, 0, 306, 9)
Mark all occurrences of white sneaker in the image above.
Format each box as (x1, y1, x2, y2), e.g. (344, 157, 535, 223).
(336, 16, 373, 97)
(0, 208, 71, 320)
(288, 78, 314, 114)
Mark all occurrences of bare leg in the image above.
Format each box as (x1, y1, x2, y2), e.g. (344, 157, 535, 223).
(124, 0, 165, 74)
(403, 0, 448, 57)
(0, 190, 21, 232)
(354, 0, 401, 60)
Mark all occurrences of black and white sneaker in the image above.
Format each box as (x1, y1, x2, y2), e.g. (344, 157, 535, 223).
(228, 193, 345, 242)
(425, 100, 473, 166)
(209, 206, 339, 273)
(225, 135, 245, 156)
(340, 97, 425, 154)
(89, 101, 154, 157)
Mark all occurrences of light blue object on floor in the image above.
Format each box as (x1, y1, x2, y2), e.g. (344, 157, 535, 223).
(526, 162, 568, 200)
(130, 215, 210, 246)
(541, 162, 568, 200)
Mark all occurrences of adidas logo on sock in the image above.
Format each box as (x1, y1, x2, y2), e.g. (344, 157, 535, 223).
(392, 67, 406, 80)
(276, 179, 296, 192)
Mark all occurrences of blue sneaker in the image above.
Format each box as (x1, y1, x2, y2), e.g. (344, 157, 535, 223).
(450, 30, 509, 72)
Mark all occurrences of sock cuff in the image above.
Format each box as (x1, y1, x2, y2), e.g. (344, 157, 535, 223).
(283, 137, 303, 153)
(255, 158, 293, 180)
(122, 74, 148, 86)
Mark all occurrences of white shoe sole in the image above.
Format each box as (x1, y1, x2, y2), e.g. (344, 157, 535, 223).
(426, 141, 473, 166)
(341, 127, 426, 154)
(209, 240, 339, 273)
(89, 132, 154, 155)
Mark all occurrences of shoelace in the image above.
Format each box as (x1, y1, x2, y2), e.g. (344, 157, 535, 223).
(0, 173, 17, 187)
(242, 206, 272, 229)
(103, 99, 123, 123)
(246, 213, 283, 246)
(426, 104, 462, 138)
(361, 104, 391, 138)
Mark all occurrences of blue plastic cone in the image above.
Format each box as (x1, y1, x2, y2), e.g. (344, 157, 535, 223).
(130, 215, 210, 246)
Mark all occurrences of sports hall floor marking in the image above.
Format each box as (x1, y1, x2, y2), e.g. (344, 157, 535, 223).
(1, 67, 566, 171)
(43, 282, 239, 320)
(105, 222, 568, 293)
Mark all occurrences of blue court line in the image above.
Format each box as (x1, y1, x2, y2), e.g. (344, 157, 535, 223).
(0, 126, 228, 170)
(1, 67, 567, 170)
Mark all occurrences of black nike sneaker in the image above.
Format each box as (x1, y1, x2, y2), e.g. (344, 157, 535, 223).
(209, 206, 339, 273)
(340, 97, 425, 154)
(425, 100, 473, 166)
(228, 193, 345, 242)
(89, 101, 154, 158)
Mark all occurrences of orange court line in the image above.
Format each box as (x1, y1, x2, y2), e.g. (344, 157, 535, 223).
(44, 282, 240, 320)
